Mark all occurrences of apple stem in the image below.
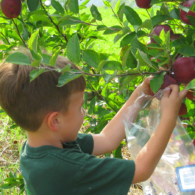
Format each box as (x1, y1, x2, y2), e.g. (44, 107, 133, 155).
(12, 19, 27, 47)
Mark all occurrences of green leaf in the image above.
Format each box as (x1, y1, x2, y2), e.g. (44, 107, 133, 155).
(121, 74, 138, 90)
(50, 47, 61, 66)
(41, 54, 52, 65)
(115, 0, 121, 12)
(61, 64, 71, 73)
(67, 0, 79, 14)
(104, 25, 122, 35)
(160, 3, 170, 17)
(88, 97, 96, 114)
(58, 72, 82, 87)
(5, 52, 31, 65)
(120, 32, 136, 47)
(150, 72, 166, 93)
(67, 34, 80, 64)
(59, 16, 82, 26)
(31, 60, 40, 67)
(151, 15, 171, 27)
(83, 50, 99, 68)
(124, 6, 142, 32)
(130, 36, 147, 55)
(170, 7, 180, 19)
(22, 28, 29, 41)
(30, 50, 42, 61)
(104, 97, 120, 112)
(103, 71, 117, 84)
(27, 0, 39, 12)
(97, 60, 107, 72)
(135, 50, 158, 70)
(30, 68, 45, 82)
(117, 3, 125, 22)
(179, 46, 195, 57)
(190, 1, 195, 12)
(28, 30, 39, 53)
(138, 19, 153, 31)
(186, 79, 195, 90)
(103, 61, 122, 70)
(122, 49, 137, 69)
(103, 0, 111, 7)
(114, 27, 130, 44)
(90, 5, 102, 21)
(51, 0, 65, 14)
(97, 25, 107, 31)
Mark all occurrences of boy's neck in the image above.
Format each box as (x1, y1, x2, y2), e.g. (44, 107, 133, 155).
(26, 130, 63, 149)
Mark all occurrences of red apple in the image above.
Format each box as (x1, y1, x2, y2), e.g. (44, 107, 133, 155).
(180, 0, 195, 25)
(178, 103, 187, 116)
(193, 140, 195, 146)
(151, 25, 174, 43)
(1, 0, 22, 19)
(135, 0, 151, 9)
(186, 91, 194, 100)
(172, 57, 195, 84)
(150, 74, 178, 96)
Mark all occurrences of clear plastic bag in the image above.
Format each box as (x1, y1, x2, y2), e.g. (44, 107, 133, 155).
(123, 90, 195, 195)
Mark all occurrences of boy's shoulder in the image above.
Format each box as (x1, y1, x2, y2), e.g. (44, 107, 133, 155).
(20, 133, 94, 164)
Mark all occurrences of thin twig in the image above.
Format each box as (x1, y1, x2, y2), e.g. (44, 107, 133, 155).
(108, 1, 124, 27)
(0, 32, 10, 45)
(39, 0, 68, 43)
(146, 9, 151, 19)
(12, 19, 27, 47)
(69, 19, 121, 31)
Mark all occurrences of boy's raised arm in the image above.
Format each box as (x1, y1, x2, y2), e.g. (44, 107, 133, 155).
(92, 77, 152, 156)
(132, 85, 188, 183)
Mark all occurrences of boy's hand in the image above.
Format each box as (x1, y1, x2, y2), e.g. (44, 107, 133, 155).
(135, 76, 153, 96)
(161, 85, 188, 120)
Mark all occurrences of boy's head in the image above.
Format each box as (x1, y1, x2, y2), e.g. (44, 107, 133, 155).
(0, 48, 86, 132)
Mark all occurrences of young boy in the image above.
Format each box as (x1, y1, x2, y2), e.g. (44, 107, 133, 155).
(0, 49, 187, 195)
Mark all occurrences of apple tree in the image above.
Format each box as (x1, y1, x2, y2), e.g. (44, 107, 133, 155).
(0, 0, 195, 193)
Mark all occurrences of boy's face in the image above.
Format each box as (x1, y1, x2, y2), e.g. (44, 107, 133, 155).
(60, 91, 85, 142)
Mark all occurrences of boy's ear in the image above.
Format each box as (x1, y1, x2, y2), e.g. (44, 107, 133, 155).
(47, 112, 60, 132)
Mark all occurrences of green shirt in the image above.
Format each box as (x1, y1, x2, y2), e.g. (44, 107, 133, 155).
(20, 133, 135, 195)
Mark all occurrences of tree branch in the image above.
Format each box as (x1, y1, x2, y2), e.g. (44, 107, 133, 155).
(44, 66, 169, 77)
(39, 0, 68, 43)
(0, 32, 10, 45)
(107, 1, 124, 27)
(12, 19, 27, 47)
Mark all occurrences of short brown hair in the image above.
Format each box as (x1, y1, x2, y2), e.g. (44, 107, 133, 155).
(0, 48, 86, 131)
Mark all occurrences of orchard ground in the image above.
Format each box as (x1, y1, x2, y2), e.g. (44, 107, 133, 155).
(0, 6, 144, 195)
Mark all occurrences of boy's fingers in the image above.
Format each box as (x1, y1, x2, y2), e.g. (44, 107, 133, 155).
(163, 87, 171, 98)
(144, 76, 153, 85)
(168, 84, 179, 97)
(179, 88, 188, 99)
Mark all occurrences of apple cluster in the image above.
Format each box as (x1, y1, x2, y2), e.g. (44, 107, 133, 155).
(136, 0, 195, 25)
(138, 0, 195, 116)
(149, 24, 195, 116)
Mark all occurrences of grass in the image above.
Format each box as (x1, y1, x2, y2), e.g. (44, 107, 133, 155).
(0, 6, 144, 195)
